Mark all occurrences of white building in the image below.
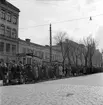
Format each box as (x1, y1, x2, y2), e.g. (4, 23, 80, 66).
(0, 0, 20, 62)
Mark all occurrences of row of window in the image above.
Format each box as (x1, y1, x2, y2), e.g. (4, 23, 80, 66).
(22, 58, 32, 65)
(22, 47, 61, 61)
(0, 9, 17, 25)
(0, 42, 16, 54)
(45, 52, 60, 61)
(0, 24, 17, 38)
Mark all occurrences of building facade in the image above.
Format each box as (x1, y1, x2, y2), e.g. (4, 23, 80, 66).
(92, 49, 102, 67)
(52, 40, 102, 67)
(0, 0, 20, 62)
(17, 38, 62, 65)
(0, 0, 62, 64)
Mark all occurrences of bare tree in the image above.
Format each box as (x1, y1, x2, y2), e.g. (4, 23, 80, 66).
(54, 31, 67, 45)
(64, 39, 74, 66)
(81, 35, 97, 69)
(78, 44, 85, 66)
(101, 49, 103, 67)
(74, 45, 81, 66)
(68, 43, 76, 66)
(54, 31, 68, 69)
(65, 40, 81, 67)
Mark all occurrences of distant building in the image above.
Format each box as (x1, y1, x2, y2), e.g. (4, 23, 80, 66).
(52, 40, 102, 67)
(0, 0, 62, 64)
(0, 0, 20, 62)
(92, 49, 102, 67)
(17, 38, 62, 65)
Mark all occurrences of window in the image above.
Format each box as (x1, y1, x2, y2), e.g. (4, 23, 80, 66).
(40, 52, 44, 59)
(27, 48, 31, 53)
(30, 49, 33, 53)
(0, 24, 5, 35)
(42, 52, 44, 59)
(52, 55, 55, 61)
(27, 58, 32, 64)
(33, 49, 35, 54)
(45, 53, 50, 59)
(36, 51, 40, 57)
(22, 47, 26, 53)
(12, 29, 17, 38)
(6, 27, 11, 37)
(0, 42, 4, 52)
(34, 51, 37, 56)
(7, 12, 11, 22)
(55, 55, 57, 60)
(23, 58, 26, 64)
(1, 9, 5, 20)
(12, 45, 16, 55)
(6, 43, 10, 53)
(38, 51, 43, 59)
(12, 16, 17, 24)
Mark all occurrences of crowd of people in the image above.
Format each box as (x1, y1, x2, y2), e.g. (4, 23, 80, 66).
(0, 60, 74, 86)
(0, 58, 103, 86)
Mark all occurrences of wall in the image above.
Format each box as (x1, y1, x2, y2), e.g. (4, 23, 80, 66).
(18, 39, 63, 64)
(0, 1, 20, 63)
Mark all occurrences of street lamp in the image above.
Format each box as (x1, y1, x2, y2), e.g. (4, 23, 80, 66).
(90, 16, 92, 21)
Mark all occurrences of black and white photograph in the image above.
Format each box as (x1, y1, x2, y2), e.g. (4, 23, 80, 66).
(0, 0, 103, 104)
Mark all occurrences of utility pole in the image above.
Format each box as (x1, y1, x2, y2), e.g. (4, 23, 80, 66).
(90, 16, 92, 21)
(50, 24, 52, 64)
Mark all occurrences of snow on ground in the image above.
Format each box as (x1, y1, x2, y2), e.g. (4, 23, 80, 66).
(1, 73, 103, 105)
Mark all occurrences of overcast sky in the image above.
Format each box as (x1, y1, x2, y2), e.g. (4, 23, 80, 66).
(7, 0, 103, 50)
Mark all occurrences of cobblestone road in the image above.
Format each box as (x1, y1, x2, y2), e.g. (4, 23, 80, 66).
(1, 73, 103, 105)
(0, 84, 103, 105)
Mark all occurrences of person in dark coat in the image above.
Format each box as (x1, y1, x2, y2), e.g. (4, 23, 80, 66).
(0, 62, 4, 81)
(0, 61, 8, 85)
(3, 63, 8, 85)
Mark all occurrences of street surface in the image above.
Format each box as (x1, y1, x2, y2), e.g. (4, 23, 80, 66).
(1, 73, 103, 105)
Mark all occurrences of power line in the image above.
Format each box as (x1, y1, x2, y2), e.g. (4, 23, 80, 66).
(19, 13, 103, 30)
(19, 23, 49, 30)
(35, 0, 73, 7)
(51, 13, 103, 24)
(36, 2, 59, 6)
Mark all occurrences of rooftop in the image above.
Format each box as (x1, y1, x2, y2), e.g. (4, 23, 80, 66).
(18, 38, 61, 52)
(0, 0, 20, 12)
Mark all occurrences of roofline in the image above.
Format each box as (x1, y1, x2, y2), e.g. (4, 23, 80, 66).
(0, 1, 20, 12)
(18, 38, 45, 48)
(18, 38, 61, 52)
(6, 1, 20, 12)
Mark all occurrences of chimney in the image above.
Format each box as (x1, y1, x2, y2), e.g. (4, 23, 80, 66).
(65, 39, 69, 42)
(25, 39, 30, 43)
(45, 45, 49, 47)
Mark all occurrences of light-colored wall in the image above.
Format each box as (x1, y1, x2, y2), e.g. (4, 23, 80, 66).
(0, 2, 19, 62)
(92, 50, 102, 67)
(0, 4, 19, 38)
(53, 42, 102, 67)
(18, 39, 63, 64)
